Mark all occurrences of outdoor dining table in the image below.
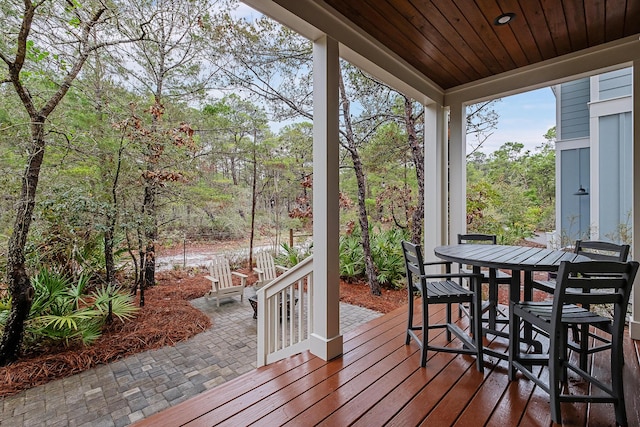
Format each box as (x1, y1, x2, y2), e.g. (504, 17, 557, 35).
(433, 244, 590, 360)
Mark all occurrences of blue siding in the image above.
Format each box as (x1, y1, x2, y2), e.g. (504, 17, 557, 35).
(561, 148, 590, 242)
(599, 68, 632, 100)
(560, 79, 590, 139)
(598, 113, 632, 242)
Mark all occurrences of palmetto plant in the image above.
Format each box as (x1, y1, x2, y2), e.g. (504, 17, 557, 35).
(339, 233, 365, 279)
(370, 228, 407, 288)
(275, 242, 312, 268)
(0, 269, 137, 351)
(338, 227, 408, 287)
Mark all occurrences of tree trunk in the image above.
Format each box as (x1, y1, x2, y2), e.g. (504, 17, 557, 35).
(142, 183, 157, 301)
(403, 97, 424, 244)
(0, 118, 46, 365)
(339, 71, 381, 295)
(104, 226, 116, 285)
(353, 155, 381, 295)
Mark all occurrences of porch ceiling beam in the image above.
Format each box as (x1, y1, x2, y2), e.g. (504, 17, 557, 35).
(445, 35, 640, 106)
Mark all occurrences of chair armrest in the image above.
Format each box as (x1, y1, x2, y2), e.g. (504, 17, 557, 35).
(423, 260, 452, 267)
(204, 275, 219, 283)
(231, 271, 247, 287)
(253, 268, 264, 275)
(420, 273, 483, 280)
(275, 265, 289, 272)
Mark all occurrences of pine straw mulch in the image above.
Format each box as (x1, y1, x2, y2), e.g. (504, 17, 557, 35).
(0, 269, 406, 397)
(0, 269, 215, 397)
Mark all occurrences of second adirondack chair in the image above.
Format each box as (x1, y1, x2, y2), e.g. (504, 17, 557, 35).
(253, 251, 289, 289)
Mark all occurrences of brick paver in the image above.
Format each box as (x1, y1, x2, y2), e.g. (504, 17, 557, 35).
(0, 289, 381, 426)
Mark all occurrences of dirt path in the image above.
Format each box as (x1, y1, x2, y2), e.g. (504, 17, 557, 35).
(156, 238, 280, 271)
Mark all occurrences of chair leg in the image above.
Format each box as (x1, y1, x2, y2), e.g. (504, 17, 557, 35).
(548, 329, 563, 424)
(611, 328, 628, 426)
(508, 308, 520, 381)
(420, 293, 429, 367)
(578, 324, 589, 371)
(559, 326, 569, 383)
(471, 281, 484, 372)
(446, 302, 452, 342)
(406, 292, 414, 345)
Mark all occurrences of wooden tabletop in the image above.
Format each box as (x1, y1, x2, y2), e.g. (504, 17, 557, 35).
(434, 244, 589, 271)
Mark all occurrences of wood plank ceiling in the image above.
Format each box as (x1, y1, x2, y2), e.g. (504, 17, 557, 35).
(319, 0, 640, 90)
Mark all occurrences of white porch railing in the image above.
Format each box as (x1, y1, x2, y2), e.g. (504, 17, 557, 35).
(256, 255, 313, 367)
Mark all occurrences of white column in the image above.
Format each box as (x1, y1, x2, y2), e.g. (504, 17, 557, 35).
(449, 101, 467, 242)
(631, 60, 640, 340)
(423, 102, 446, 266)
(310, 35, 343, 359)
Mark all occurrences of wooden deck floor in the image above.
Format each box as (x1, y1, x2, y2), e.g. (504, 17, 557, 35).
(136, 302, 640, 427)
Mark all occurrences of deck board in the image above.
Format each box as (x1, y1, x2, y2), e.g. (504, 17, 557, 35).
(135, 302, 640, 427)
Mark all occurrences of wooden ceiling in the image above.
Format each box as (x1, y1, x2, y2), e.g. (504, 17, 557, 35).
(320, 0, 640, 90)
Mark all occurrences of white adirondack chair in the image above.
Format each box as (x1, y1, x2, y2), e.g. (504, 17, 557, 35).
(205, 257, 247, 307)
(253, 251, 289, 289)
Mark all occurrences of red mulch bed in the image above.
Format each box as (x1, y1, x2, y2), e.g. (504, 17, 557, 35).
(0, 269, 406, 397)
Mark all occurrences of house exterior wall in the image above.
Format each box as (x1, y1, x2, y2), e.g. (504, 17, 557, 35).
(559, 146, 591, 242)
(556, 67, 632, 245)
(559, 78, 590, 140)
(598, 112, 633, 240)
(599, 68, 633, 100)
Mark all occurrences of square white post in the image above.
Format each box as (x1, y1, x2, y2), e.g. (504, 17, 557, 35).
(423, 102, 447, 267)
(449, 101, 467, 242)
(310, 35, 343, 359)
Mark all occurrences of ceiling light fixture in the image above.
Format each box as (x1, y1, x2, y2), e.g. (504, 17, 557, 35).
(494, 12, 516, 26)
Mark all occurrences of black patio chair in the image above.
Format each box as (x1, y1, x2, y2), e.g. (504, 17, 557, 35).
(531, 240, 630, 370)
(508, 260, 638, 426)
(457, 234, 512, 331)
(401, 240, 484, 372)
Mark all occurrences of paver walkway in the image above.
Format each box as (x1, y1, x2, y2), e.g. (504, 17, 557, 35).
(0, 289, 382, 427)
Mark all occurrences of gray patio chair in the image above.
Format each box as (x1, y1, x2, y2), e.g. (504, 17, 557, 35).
(401, 241, 484, 372)
(509, 260, 638, 426)
(531, 240, 630, 370)
(457, 233, 512, 331)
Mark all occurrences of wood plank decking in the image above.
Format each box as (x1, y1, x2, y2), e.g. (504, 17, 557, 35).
(136, 301, 640, 426)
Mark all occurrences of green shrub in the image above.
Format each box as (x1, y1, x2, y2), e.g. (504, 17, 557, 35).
(339, 227, 408, 288)
(339, 233, 365, 280)
(0, 269, 138, 352)
(275, 242, 312, 268)
(370, 227, 407, 288)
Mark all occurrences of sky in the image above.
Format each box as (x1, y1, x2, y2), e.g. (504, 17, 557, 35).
(478, 87, 557, 154)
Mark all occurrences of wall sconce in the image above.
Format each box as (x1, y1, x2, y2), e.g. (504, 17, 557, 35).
(574, 185, 589, 196)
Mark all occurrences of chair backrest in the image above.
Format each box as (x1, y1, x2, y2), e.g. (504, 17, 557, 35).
(457, 233, 497, 245)
(401, 241, 425, 292)
(256, 251, 278, 281)
(210, 257, 234, 289)
(457, 234, 497, 271)
(574, 240, 630, 262)
(553, 260, 639, 325)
